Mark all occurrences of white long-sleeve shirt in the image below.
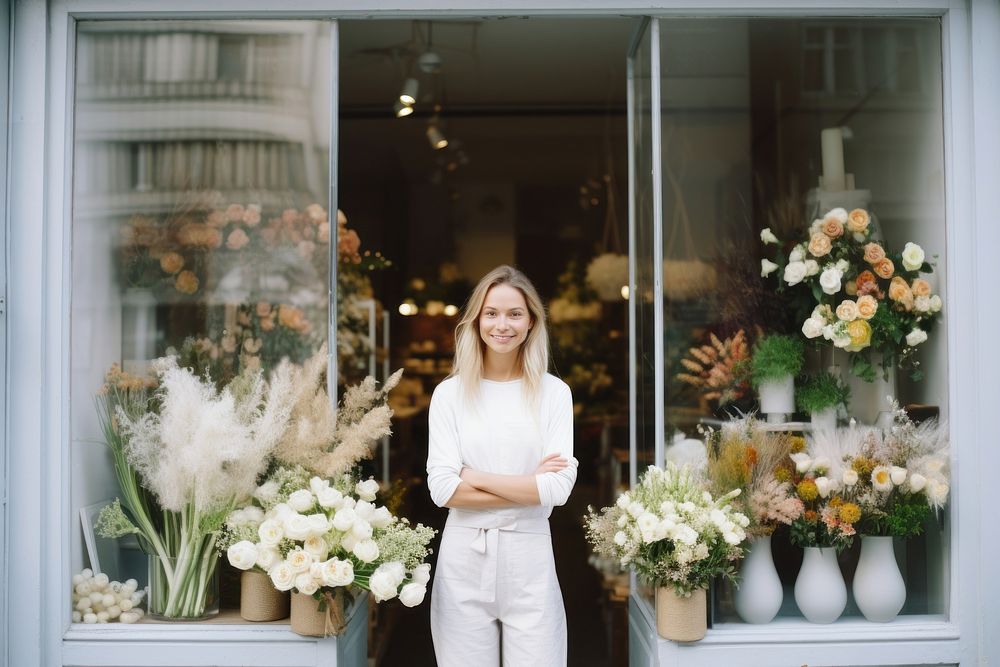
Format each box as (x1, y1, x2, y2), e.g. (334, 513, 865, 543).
(426, 373, 578, 522)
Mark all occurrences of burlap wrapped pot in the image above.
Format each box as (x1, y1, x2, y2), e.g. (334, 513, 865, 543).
(240, 570, 290, 622)
(655, 587, 707, 642)
(290, 590, 347, 638)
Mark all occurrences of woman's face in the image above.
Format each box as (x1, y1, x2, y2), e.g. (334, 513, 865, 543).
(478, 284, 532, 359)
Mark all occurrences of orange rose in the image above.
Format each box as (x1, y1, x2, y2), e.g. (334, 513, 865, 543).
(260, 314, 276, 332)
(888, 276, 912, 303)
(911, 278, 931, 297)
(856, 295, 878, 319)
(174, 270, 199, 295)
(278, 305, 311, 333)
(808, 233, 832, 257)
(863, 243, 886, 264)
(856, 270, 878, 294)
(159, 252, 184, 274)
(821, 217, 845, 239)
(226, 228, 250, 250)
(873, 258, 895, 279)
(847, 209, 870, 233)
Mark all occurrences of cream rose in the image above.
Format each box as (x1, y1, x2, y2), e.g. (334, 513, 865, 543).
(856, 295, 878, 320)
(906, 328, 928, 346)
(761, 258, 779, 277)
(915, 295, 931, 312)
(294, 572, 320, 596)
(269, 563, 296, 592)
(226, 541, 258, 571)
(303, 536, 329, 561)
(825, 207, 849, 223)
(351, 519, 374, 541)
(353, 539, 380, 563)
(410, 563, 432, 585)
(901, 242, 926, 271)
(802, 317, 825, 339)
(847, 208, 870, 233)
(819, 267, 843, 295)
(804, 259, 820, 276)
(317, 487, 344, 509)
(789, 245, 806, 262)
(808, 233, 832, 257)
(783, 261, 807, 286)
(283, 514, 313, 541)
(929, 295, 943, 312)
(257, 519, 284, 547)
(371, 506, 393, 529)
(309, 477, 330, 496)
(321, 558, 355, 588)
(286, 549, 314, 574)
(760, 228, 779, 245)
(255, 547, 280, 571)
(332, 507, 357, 532)
(355, 479, 380, 502)
(399, 583, 427, 608)
(835, 300, 859, 321)
(287, 490, 315, 513)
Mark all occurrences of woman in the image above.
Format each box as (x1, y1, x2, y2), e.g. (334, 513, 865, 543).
(426, 265, 577, 666)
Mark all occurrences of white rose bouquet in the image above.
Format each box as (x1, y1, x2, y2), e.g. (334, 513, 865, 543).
(759, 209, 943, 382)
(219, 466, 435, 631)
(585, 463, 748, 595)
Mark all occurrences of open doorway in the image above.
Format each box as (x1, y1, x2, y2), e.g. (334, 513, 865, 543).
(337, 17, 634, 667)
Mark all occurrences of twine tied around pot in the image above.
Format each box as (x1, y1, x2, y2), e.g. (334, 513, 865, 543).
(321, 589, 347, 637)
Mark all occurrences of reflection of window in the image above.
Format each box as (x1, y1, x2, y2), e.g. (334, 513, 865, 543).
(802, 24, 924, 96)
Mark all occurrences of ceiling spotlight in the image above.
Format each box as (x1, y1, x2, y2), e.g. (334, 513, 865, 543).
(399, 77, 419, 106)
(418, 51, 442, 74)
(426, 124, 449, 150)
(393, 101, 413, 118)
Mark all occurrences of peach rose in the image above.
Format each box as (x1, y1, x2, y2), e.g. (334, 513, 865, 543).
(226, 228, 250, 250)
(847, 209, 870, 234)
(836, 300, 860, 322)
(856, 270, 878, 294)
(856, 295, 878, 320)
(306, 204, 327, 223)
(206, 210, 228, 227)
(159, 252, 184, 274)
(243, 205, 262, 226)
(177, 223, 222, 248)
(281, 209, 299, 225)
(256, 302, 272, 318)
(808, 233, 832, 257)
(888, 276, 912, 303)
(899, 290, 914, 311)
(821, 216, 845, 239)
(225, 204, 246, 222)
(863, 243, 886, 264)
(174, 270, 199, 295)
(317, 222, 331, 244)
(911, 278, 931, 297)
(339, 229, 362, 264)
(278, 305, 310, 333)
(873, 258, 895, 279)
(260, 314, 276, 332)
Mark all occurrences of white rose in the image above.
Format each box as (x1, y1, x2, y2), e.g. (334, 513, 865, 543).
(814, 477, 832, 498)
(287, 490, 315, 513)
(286, 549, 314, 574)
(890, 466, 908, 486)
(303, 536, 329, 561)
(819, 267, 843, 295)
(255, 546, 280, 571)
(369, 569, 401, 603)
(636, 513, 658, 534)
(353, 539, 380, 563)
(789, 245, 806, 263)
(906, 329, 928, 346)
(835, 258, 850, 273)
(243, 506, 264, 524)
(802, 317, 824, 339)
(351, 519, 374, 541)
(842, 469, 859, 486)
(271, 503, 294, 520)
(760, 228, 779, 245)
(827, 207, 848, 223)
(269, 563, 295, 592)
(317, 487, 344, 509)
(804, 259, 820, 276)
(761, 258, 779, 277)
(341, 533, 359, 552)
(340, 496, 356, 510)
(783, 261, 807, 286)
(908, 473, 927, 493)
(226, 541, 258, 571)
(253, 481, 279, 504)
(675, 525, 698, 546)
(354, 500, 376, 522)
(399, 583, 427, 608)
(370, 507, 393, 529)
(257, 519, 284, 547)
(411, 563, 432, 585)
(915, 295, 931, 312)
(321, 558, 355, 587)
(723, 531, 743, 546)
(284, 514, 313, 541)
(306, 513, 330, 536)
(294, 572, 319, 596)
(901, 242, 926, 271)
(309, 477, 330, 496)
(355, 479, 380, 502)
(332, 508, 357, 532)
(929, 295, 943, 313)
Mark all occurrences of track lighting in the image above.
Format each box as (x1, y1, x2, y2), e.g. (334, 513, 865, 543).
(426, 124, 448, 150)
(399, 77, 419, 106)
(393, 101, 413, 118)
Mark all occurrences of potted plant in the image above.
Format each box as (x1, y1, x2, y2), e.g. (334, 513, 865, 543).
(796, 371, 849, 431)
(750, 334, 804, 421)
(705, 418, 803, 624)
(585, 463, 748, 642)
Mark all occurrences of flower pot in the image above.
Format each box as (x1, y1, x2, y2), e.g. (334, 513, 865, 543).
(836, 351, 897, 425)
(852, 536, 906, 622)
(735, 535, 783, 624)
(290, 590, 347, 638)
(147, 554, 220, 621)
(758, 376, 794, 421)
(794, 547, 846, 623)
(240, 570, 290, 622)
(655, 587, 706, 642)
(810, 407, 837, 432)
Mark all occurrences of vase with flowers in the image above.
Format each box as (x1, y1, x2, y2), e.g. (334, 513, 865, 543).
(750, 334, 804, 422)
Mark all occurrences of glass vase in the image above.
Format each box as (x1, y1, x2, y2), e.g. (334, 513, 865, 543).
(147, 553, 220, 621)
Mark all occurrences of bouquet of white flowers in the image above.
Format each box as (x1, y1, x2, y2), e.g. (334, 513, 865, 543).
(220, 466, 435, 633)
(585, 463, 748, 596)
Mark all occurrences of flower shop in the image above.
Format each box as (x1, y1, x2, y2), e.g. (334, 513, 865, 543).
(3, 2, 1000, 667)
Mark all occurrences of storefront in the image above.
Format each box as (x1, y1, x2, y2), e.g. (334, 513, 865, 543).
(3, 1, 999, 666)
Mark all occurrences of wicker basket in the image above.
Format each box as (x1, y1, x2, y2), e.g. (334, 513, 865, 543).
(290, 590, 347, 638)
(240, 570, 289, 622)
(655, 587, 707, 642)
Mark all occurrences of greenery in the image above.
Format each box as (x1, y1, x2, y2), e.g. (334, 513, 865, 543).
(858, 493, 933, 539)
(795, 371, 850, 413)
(750, 334, 804, 386)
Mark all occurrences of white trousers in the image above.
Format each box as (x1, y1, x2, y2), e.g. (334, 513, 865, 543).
(430, 524, 567, 667)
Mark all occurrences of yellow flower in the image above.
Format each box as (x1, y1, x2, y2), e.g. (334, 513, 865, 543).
(789, 436, 806, 454)
(174, 270, 199, 295)
(775, 467, 792, 483)
(829, 496, 844, 508)
(846, 319, 872, 351)
(838, 502, 861, 524)
(159, 252, 184, 274)
(797, 479, 819, 502)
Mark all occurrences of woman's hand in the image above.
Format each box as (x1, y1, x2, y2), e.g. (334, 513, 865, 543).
(534, 453, 569, 475)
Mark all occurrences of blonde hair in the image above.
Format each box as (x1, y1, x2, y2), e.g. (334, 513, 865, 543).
(451, 265, 549, 406)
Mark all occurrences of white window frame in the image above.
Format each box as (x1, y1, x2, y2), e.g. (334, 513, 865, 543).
(4, 1, 998, 666)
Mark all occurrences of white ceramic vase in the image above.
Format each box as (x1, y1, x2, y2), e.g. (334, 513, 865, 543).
(758, 375, 795, 421)
(794, 546, 846, 623)
(852, 536, 906, 622)
(810, 407, 837, 431)
(735, 535, 783, 624)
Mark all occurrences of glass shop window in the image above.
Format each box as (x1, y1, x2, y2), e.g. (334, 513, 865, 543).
(649, 17, 949, 624)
